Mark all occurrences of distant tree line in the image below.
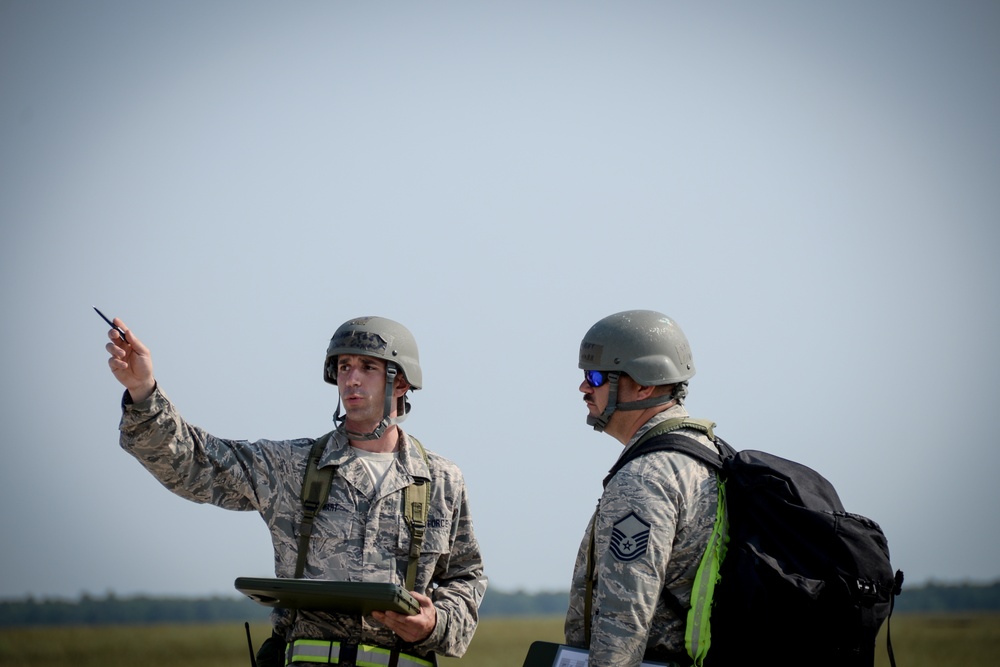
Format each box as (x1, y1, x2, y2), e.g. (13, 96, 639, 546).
(893, 580, 1000, 613)
(479, 589, 569, 616)
(0, 590, 569, 627)
(0, 582, 996, 627)
(0, 593, 270, 627)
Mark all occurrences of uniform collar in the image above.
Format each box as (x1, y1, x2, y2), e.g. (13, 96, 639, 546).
(320, 428, 430, 482)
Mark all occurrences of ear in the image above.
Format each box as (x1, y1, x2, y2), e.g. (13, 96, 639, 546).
(393, 374, 411, 398)
(620, 374, 654, 400)
(634, 383, 657, 399)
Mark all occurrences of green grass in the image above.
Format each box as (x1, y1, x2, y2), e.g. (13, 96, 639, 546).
(874, 613, 1000, 667)
(439, 616, 564, 667)
(0, 614, 997, 666)
(0, 621, 273, 667)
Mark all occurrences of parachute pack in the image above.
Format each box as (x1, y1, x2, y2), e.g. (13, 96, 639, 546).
(606, 418, 904, 667)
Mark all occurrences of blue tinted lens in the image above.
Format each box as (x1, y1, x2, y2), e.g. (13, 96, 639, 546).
(585, 370, 608, 387)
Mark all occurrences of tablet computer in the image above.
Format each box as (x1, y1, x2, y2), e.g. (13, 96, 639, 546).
(234, 577, 419, 616)
(522, 641, 674, 667)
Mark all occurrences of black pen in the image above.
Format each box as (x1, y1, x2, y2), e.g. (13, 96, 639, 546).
(94, 306, 127, 342)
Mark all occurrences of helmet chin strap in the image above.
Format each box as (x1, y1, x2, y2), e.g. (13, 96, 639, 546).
(616, 394, 677, 411)
(586, 372, 679, 432)
(333, 365, 409, 441)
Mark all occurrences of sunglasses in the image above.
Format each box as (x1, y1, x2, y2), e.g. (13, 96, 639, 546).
(584, 369, 613, 388)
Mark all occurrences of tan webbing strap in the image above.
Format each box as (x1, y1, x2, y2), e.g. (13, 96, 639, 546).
(403, 436, 431, 592)
(630, 417, 716, 451)
(394, 436, 431, 667)
(293, 433, 433, 667)
(296, 433, 431, 586)
(296, 432, 337, 578)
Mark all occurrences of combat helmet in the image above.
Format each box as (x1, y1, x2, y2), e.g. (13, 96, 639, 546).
(325, 316, 421, 440)
(579, 310, 695, 431)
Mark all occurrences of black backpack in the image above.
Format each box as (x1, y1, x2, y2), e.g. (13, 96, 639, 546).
(607, 419, 904, 667)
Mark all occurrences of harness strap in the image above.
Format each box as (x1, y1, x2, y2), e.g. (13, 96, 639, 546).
(403, 475, 429, 592)
(394, 437, 430, 667)
(293, 434, 432, 664)
(285, 639, 433, 667)
(297, 433, 337, 578)
(296, 433, 431, 583)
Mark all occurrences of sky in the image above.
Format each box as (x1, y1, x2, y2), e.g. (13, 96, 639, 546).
(1, 1, 998, 601)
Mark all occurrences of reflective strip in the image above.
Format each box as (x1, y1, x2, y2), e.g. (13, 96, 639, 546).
(287, 639, 339, 663)
(286, 639, 433, 667)
(685, 477, 729, 667)
(357, 644, 391, 667)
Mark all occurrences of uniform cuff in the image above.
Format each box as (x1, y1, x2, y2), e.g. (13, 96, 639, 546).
(120, 382, 159, 410)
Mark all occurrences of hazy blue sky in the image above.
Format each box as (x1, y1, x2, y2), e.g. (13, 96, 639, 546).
(1, 1, 997, 600)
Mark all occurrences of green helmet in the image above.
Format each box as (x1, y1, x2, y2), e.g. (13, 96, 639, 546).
(324, 316, 422, 389)
(324, 316, 421, 440)
(579, 310, 694, 385)
(579, 310, 695, 431)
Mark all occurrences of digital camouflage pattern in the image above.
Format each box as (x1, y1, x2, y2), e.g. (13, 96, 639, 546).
(119, 386, 487, 661)
(564, 406, 720, 667)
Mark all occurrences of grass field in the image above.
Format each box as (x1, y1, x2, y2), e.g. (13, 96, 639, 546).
(1, 614, 998, 666)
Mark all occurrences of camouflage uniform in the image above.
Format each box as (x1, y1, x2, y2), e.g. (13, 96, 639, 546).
(120, 386, 487, 662)
(564, 405, 720, 667)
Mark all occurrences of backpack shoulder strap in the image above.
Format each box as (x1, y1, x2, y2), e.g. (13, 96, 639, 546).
(403, 436, 431, 591)
(645, 416, 718, 441)
(295, 432, 337, 578)
(603, 418, 731, 488)
(606, 419, 733, 665)
(588, 418, 731, 644)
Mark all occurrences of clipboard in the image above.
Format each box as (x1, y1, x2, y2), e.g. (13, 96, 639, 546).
(234, 576, 419, 616)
